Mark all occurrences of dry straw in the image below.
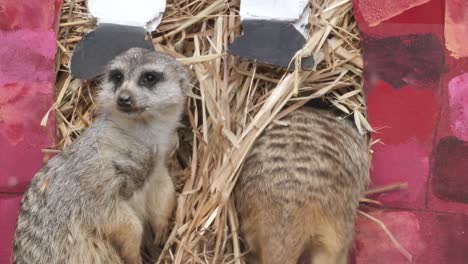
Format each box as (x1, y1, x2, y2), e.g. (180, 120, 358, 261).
(52, 0, 408, 263)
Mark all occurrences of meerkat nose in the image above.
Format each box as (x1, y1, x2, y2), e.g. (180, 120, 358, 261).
(117, 93, 133, 107)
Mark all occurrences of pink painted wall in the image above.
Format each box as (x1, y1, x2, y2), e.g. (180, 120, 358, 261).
(0, 0, 61, 262)
(353, 0, 468, 263)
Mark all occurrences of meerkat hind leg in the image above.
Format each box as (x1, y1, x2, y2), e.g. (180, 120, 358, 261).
(309, 225, 350, 264)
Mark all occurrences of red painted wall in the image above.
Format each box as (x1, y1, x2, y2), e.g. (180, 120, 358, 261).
(0, 0, 61, 262)
(353, 0, 468, 263)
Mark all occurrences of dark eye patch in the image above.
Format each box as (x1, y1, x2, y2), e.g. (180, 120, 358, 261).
(139, 71, 164, 88)
(109, 69, 124, 86)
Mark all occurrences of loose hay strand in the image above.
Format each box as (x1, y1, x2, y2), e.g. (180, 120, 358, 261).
(54, 0, 382, 263)
(358, 211, 413, 262)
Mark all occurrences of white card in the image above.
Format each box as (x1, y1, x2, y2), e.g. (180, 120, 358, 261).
(239, 0, 309, 38)
(239, 0, 309, 21)
(88, 0, 166, 31)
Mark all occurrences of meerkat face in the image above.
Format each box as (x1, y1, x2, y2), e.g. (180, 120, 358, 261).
(98, 48, 190, 119)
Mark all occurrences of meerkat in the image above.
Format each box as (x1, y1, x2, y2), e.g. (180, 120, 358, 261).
(13, 48, 189, 264)
(234, 107, 370, 264)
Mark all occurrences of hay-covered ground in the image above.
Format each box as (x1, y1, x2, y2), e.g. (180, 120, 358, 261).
(52, 0, 405, 263)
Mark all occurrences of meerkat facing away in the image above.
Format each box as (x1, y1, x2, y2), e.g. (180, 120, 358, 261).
(234, 107, 370, 264)
(13, 48, 189, 264)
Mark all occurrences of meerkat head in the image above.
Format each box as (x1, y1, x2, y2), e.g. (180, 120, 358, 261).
(98, 48, 190, 120)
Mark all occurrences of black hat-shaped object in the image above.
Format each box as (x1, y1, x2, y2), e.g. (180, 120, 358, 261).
(70, 23, 155, 80)
(228, 19, 314, 70)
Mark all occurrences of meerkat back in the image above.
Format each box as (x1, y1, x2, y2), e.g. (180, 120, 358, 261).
(234, 107, 370, 264)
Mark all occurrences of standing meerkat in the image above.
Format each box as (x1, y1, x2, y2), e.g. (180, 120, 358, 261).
(234, 107, 370, 264)
(13, 48, 189, 264)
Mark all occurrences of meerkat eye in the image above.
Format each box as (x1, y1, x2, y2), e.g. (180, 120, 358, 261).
(109, 69, 124, 84)
(140, 71, 163, 87)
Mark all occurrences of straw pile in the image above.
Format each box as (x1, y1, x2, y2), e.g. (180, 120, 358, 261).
(54, 0, 375, 263)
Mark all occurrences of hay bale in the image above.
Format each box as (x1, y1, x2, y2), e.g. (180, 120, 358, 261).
(54, 0, 371, 263)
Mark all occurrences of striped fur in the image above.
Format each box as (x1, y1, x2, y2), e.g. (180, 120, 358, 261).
(235, 107, 370, 264)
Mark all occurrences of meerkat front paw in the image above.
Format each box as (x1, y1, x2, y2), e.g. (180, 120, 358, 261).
(145, 168, 177, 247)
(152, 218, 171, 246)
